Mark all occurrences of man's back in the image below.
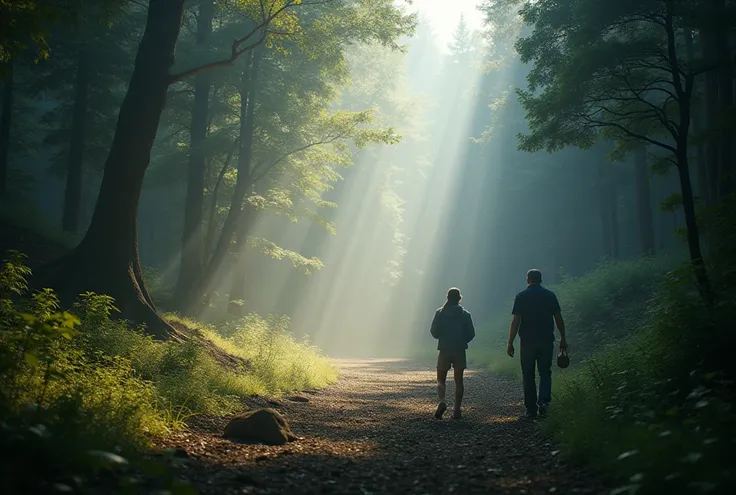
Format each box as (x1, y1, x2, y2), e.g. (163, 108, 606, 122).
(512, 284, 560, 342)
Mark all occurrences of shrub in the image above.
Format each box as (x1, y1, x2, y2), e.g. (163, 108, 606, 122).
(0, 252, 177, 492)
(545, 270, 736, 494)
(0, 250, 339, 492)
(467, 255, 678, 376)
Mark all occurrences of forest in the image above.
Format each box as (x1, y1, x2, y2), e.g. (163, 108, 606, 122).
(1, 0, 735, 493)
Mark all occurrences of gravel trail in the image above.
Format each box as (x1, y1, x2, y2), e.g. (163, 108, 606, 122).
(159, 359, 608, 494)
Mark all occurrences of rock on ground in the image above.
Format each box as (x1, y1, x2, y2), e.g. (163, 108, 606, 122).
(156, 359, 608, 494)
(223, 408, 297, 445)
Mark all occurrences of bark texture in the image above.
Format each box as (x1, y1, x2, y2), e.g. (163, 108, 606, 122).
(36, 0, 187, 339)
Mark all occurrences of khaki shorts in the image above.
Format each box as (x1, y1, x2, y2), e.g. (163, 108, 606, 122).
(437, 350, 467, 371)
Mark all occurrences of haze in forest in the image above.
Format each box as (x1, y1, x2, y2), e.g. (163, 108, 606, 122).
(1, 0, 689, 359)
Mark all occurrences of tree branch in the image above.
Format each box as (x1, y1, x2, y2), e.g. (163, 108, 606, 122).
(250, 129, 355, 183)
(580, 113, 677, 153)
(168, 30, 268, 84)
(167, 0, 304, 85)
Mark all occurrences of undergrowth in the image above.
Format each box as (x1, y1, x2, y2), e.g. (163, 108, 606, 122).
(545, 265, 736, 494)
(468, 255, 678, 377)
(540, 198, 736, 494)
(0, 250, 337, 492)
(466, 198, 736, 493)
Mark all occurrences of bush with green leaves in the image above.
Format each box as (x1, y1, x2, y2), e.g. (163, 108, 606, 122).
(0, 252, 176, 492)
(0, 250, 338, 492)
(545, 265, 736, 494)
(465, 255, 679, 376)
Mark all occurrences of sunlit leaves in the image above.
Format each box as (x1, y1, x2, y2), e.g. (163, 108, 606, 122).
(0, 250, 32, 297)
(246, 236, 324, 273)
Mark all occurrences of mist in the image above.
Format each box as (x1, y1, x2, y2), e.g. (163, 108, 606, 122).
(3, 1, 687, 360)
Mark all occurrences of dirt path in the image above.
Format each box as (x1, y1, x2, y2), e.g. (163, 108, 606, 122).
(160, 359, 608, 494)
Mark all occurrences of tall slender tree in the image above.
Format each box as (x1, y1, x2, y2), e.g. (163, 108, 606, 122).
(175, 0, 215, 308)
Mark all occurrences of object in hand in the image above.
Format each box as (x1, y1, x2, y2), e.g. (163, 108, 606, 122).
(557, 348, 570, 369)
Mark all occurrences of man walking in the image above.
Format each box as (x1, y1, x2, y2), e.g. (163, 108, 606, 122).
(430, 287, 475, 420)
(506, 269, 567, 418)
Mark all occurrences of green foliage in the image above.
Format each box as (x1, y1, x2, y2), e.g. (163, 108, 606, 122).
(514, 0, 700, 161)
(468, 256, 679, 377)
(545, 267, 736, 494)
(150, 0, 414, 289)
(166, 314, 339, 395)
(0, 253, 177, 492)
(0, 0, 125, 70)
(0, 251, 337, 491)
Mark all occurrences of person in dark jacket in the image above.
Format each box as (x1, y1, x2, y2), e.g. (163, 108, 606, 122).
(506, 269, 568, 418)
(430, 287, 475, 420)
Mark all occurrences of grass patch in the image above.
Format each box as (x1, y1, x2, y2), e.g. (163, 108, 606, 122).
(0, 251, 338, 492)
(166, 314, 338, 395)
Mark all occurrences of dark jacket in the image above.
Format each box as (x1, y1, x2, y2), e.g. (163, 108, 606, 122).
(430, 304, 475, 351)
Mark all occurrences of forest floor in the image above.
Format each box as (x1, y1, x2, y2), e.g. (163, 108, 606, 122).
(156, 359, 609, 495)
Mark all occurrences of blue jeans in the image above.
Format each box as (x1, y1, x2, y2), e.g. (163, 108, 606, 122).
(520, 339, 553, 413)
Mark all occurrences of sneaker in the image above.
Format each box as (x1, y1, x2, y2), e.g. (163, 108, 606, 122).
(538, 404, 548, 417)
(524, 409, 538, 419)
(452, 410, 462, 420)
(434, 402, 447, 419)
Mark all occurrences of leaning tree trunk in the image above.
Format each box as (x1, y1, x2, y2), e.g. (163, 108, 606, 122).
(634, 146, 656, 255)
(35, 0, 187, 339)
(677, 149, 711, 300)
(0, 62, 12, 198)
(174, 0, 214, 311)
(62, 51, 90, 233)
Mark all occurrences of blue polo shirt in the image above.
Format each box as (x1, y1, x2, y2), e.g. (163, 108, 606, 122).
(511, 284, 561, 342)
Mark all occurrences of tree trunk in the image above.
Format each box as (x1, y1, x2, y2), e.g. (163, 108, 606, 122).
(608, 173, 620, 259)
(203, 149, 234, 264)
(694, 108, 709, 205)
(715, 18, 733, 198)
(0, 63, 12, 198)
(35, 0, 187, 339)
(597, 161, 613, 258)
(677, 149, 711, 300)
(174, 0, 214, 311)
(227, 212, 253, 315)
(686, 30, 710, 205)
(62, 51, 90, 233)
(188, 49, 262, 314)
(634, 146, 656, 255)
(702, 31, 720, 204)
